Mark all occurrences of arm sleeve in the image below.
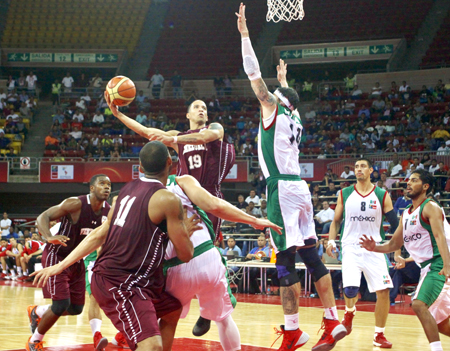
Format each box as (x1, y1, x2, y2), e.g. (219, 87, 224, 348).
(241, 37, 261, 81)
(385, 209, 399, 234)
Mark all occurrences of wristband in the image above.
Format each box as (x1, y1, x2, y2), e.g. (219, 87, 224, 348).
(173, 136, 177, 144)
(329, 239, 336, 249)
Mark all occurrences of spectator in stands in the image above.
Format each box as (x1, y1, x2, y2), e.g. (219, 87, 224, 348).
(134, 110, 146, 126)
(138, 97, 151, 113)
(419, 85, 433, 104)
(371, 95, 385, 113)
(0, 132, 11, 150)
(6, 226, 19, 239)
(240, 138, 253, 156)
(358, 104, 370, 118)
(245, 189, 260, 206)
(370, 82, 382, 98)
(44, 132, 59, 150)
(16, 117, 28, 138)
(26, 71, 37, 95)
(236, 194, 248, 210)
(350, 85, 362, 99)
(223, 74, 233, 96)
(1, 212, 12, 240)
(135, 90, 147, 104)
(50, 80, 61, 106)
(371, 170, 381, 183)
(80, 91, 91, 106)
(388, 81, 399, 100)
(6, 75, 16, 92)
(171, 70, 183, 99)
(405, 116, 420, 136)
(429, 159, 439, 174)
(17, 71, 26, 92)
(76, 73, 90, 90)
(25, 96, 37, 112)
(92, 110, 104, 125)
(246, 201, 261, 218)
(90, 73, 103, 96)
(259, 200, 267, 218)
(247, 234, 270, 294)
(61, 72, 74, 93)
(432, 124, 450, 140)
(110, 146, 121, 161)
(340, 165, 355, 179)
(75, 97, 87, 112)
(399, 81, 409, 95)
(420, 153, 432, 168)
(251, 170, 266, 196)
(343, 100, 355, 115)
(324, 182, 338, 196)
(7, 89, 19, 109)
(19, 102, 31, 119)
(52, 109, 64, 124)
(437, 142, 450, 155)
(301, 78, 313, 100)
(149, 69, 164, 99)
(394, 188, 412, 215)
(314, 200, 334, 234)
(19, 90, 28, 105)
(435, 162, 449, 191)
(344, 72, 356, 92)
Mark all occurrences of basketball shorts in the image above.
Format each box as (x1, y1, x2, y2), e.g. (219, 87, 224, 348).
(342, 244, 393, 293)
(165, 247, 236, 322)
(91, 272, 181, 351)
(414, 257, 450, 324)
(41, 249, 85, 305)
(84, 258, 95, 296)
(266, 177, 317, 252)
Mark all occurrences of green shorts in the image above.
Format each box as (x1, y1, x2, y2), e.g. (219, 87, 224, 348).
(415, 256, 446, 307)
(84, 258, 96, 296)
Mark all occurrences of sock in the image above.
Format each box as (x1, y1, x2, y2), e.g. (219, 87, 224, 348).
(216, 315, 241, 351)
(17, 267, 22, 275)
(90, 318, 102, 336)
(325, 306, 338, 320)
(345, 306, 356, 313)
(32, 329, 45, 342)
(10, 269, 16, 277)
(36, 305, 51, 318)
(375, 326, 385, 338)
(430, 341, 443, 351)
(284, 313, 299, 331)
(2, 270, 6, 274)
(24, 271, 28, 276)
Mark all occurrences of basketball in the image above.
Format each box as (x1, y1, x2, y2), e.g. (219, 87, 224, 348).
(105, 76, 136, 106)
(255, 251, 267, 260)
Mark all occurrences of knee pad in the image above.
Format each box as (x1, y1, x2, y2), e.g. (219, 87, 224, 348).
(51, 299, 71, 316)
(276, 248, 300, 287)
(297, 246, 328, 282)
(67, 304, 84, 316)
(344, 286, 359, 299)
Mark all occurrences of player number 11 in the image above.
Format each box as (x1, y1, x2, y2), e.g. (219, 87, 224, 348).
(114, 195, 136, 227)
(188, 155, 202, 170)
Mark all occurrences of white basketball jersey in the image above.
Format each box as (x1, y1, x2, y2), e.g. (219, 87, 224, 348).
(341, 185, 387, 246)
(165, 175, 211, 260)
(402, 199, 450, 265)
(258, 104, 302, 178)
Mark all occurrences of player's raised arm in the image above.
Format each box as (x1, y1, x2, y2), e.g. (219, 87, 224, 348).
(423, 201, 450, 277)
(36, 197, 82, 246)
(177, 175, 283, 234)
(157, 122, 224, 146)
(149, 190, 195, 262)
(236, 3, 277, 117)
(326, 191, 344, 258)
(104, 91, 180, 151)
(277, 59, 289, 88)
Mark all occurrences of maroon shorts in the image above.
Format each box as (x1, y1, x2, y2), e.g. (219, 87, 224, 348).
(91, 273, 181, 351)
(41, 249, 85, 305)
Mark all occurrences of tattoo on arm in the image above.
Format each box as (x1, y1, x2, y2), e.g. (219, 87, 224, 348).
(256, 80, 276, 106)
(177, 199, 184, 221)
(209, 123, 223, 131)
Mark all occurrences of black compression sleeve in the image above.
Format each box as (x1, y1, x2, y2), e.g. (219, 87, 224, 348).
(385, 210, 399, 234)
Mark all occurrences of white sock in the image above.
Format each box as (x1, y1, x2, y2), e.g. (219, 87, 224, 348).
(17, 267, 22, 274)
(2, 270, 6, 274)
(215, 315, 241, 351)
(90, 318, 102, 336)
(430, 341, 443, 351)
(345, 306, 356, 313)
(375, 326, 385, 338)
(325, 306, 338, 320)
(36, 305, 51, 318)
(24, 272, 28, 276)
(284, 313, 299, 331)
(32, 329, 45, 342)
(10, 269, 16, 277)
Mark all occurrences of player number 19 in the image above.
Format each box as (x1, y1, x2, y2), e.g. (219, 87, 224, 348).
(188, 155, 202, 170)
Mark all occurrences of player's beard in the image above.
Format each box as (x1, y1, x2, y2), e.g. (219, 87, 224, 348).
(406, 188, 422, 200)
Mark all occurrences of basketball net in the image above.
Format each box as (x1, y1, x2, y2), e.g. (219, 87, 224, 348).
(266, 0, 305, 23)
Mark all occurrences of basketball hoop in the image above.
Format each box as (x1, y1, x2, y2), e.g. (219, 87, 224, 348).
(266, 0, 305, 23)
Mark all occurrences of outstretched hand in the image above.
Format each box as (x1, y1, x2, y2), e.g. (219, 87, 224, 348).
(326, 244, 337, 259)
(359, 234, 376, 251)
(183, 207, 202, 237)
(236, 3, 249, 35)
(252, 218, 283, 235)
(154, 134, 176, 145)
(277, 59, 288, 86)
(30, 263, 64, 288)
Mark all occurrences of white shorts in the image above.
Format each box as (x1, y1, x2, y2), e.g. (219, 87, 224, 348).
(165, 247, 234, 322)
(342, 245, 393, 293)
(268, 179, 317, 253)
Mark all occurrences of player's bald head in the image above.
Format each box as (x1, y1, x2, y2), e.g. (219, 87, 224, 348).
(139, 141, 170, 174)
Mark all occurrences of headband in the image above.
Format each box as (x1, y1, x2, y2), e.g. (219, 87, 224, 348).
(274, 89, 294, 111)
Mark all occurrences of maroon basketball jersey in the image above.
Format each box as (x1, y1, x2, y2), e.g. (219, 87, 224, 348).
(44, 195, 110, 259)
(93, 178, 168, 292)
(177, 128, 236, 197)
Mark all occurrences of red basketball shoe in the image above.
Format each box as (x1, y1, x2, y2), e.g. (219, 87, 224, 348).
(93, 331, 108, 350)
(373, 332, 392, 348)
(311, 318, 347, 351)
(272, 325, 310, 350)
(341, 310, 355, 335)
(112, 332, 130, 348)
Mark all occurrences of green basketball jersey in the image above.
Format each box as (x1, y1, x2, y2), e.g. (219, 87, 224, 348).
(257, 104, 303, 179)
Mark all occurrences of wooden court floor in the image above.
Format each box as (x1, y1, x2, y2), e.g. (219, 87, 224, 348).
(1, 281, 449, 351)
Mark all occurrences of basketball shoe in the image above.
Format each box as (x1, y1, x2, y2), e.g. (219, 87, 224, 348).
(112, 332, 130, 348)
(373, 332, 392, 348)
(27, 305, 41, 334)
(272, 325, 310, 350)
(192, 316, 211, 336)
(311, 318, 347, 351)
(341, 310, 355, 335)
(26, 336, 44, 351)
(93, 331, 108, 350)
